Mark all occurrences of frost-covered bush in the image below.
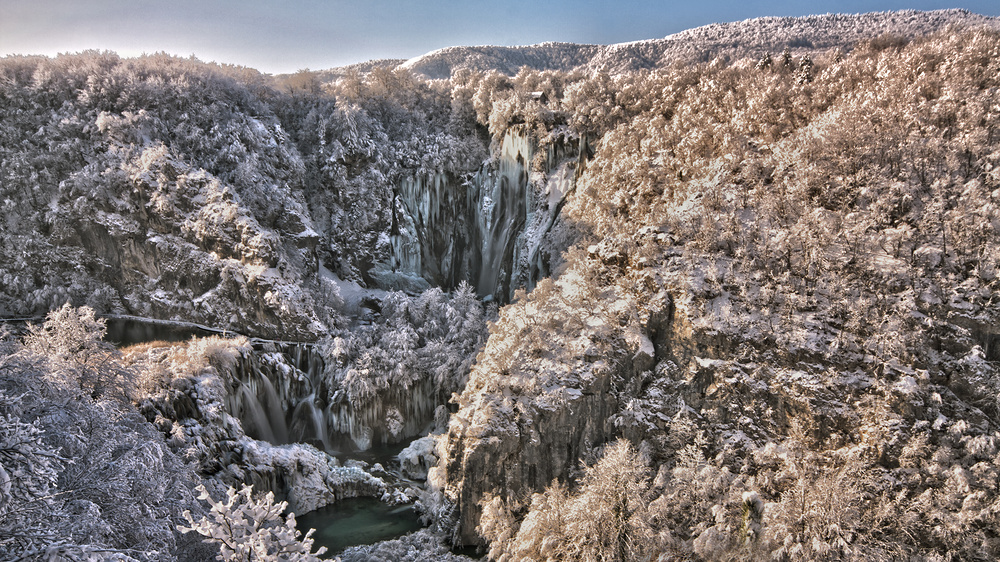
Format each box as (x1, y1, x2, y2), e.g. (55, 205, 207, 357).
(22, 304, 135, 401)
(0, 314, 214, 561)
(180, 484, 326, 562)
(480, 440, 653, 562)
(0, 401, 63, 557)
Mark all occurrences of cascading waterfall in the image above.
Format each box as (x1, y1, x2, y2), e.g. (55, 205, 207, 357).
(236, 384, 278, 444)
(258, 374, 290, 444)
(326, 378, 439, 451)
(384, 126, 587, 303)
(227, 343, 326, 449)
(223, 128, 591, 456)
(225, 343, 442, 453)
(291, 394, 333, 452)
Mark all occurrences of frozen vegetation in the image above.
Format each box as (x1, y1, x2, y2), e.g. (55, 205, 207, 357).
(437, 25, 1000, 561)
(1, 8, 1000, 561)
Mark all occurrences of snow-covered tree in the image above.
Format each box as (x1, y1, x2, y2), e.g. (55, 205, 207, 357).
(480, 439, 653, 562)
(180, 484, 326, 562)
(22, 304, 135, 401)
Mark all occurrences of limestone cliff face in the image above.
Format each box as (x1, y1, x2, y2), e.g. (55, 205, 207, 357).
(97, 148, 323, 340)
(441, 364, 621, 544)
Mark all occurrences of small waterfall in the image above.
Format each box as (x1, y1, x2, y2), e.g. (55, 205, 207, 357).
(228, 343, 328, 449)
(353, 426, 374, 452)
(238, 385, 277, 444)
(259, 374, 290, 444)
(228, 343, 440, 454)
(311, 401, 332, 452)
(221, 340, 475, 456)
(291, 395, 333, 453)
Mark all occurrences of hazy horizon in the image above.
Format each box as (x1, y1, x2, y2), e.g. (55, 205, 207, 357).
(2, 1, 1000, 74)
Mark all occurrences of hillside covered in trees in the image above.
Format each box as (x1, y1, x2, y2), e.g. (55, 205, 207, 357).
(1, 9, 1000, 561)
(439, 26, 1000, 561)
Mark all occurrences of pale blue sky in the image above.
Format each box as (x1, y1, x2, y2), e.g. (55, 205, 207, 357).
(1, 1, 998, 74)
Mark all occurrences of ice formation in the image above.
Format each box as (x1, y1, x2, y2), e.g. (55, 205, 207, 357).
(384, 127, 589, 302)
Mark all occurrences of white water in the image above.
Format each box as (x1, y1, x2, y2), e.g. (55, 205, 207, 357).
(474, 131, 532, 300)
(258, 374, 290, 443)
(291, 394, 333, 452)
(227, 344, 441, 453)
(237, 384, 277, 444)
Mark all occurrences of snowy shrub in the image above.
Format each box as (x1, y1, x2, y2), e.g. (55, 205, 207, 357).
(22, 304, 136, 401)
(0, 333, 211, 561)
(0, 404, 63, 556)
(480, 439, 654, 562)
(180, 484, 326, 562)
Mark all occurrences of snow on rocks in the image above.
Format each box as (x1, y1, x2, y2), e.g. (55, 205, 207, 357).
(129, 337, 389, 515)
(231, 438, 386, 513)
(398, 435, 441, 481)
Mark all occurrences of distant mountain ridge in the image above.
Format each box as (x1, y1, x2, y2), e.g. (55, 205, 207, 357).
(315, 9, 1000, 80)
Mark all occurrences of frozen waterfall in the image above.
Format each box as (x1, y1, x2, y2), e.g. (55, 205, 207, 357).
(383, 127, 589, 303)
(474, 131, 531, 300)
(225, 343, 442, 453)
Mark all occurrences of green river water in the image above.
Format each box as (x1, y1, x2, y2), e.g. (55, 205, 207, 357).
(296, 496, 424, 556)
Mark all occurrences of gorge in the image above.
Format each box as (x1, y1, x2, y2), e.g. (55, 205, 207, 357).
(2, 8, 1000, 561)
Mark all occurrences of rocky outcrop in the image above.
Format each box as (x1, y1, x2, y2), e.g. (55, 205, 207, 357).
(440, 366, 622, 544)
(437, 235, 1000, 552)
(220, 439, 386, 514)
(436, 266, 683, 544)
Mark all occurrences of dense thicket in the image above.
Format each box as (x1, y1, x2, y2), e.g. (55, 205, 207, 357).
(0, 308, 216, 561)
(0, 51, 485, 338)
(566, 29, 1000, 369)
